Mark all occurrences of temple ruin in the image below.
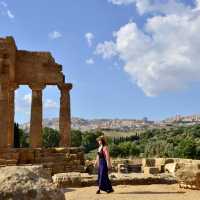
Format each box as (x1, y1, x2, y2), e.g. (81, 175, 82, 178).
(0, 36, 72, 148)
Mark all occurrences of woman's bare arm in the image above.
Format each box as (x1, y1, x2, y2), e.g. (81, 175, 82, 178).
(94, 154, 99, 168)
(103, 146, 111, 169)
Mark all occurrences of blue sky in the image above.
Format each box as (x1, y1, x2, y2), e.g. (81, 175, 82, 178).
(1, 0, 200, 123)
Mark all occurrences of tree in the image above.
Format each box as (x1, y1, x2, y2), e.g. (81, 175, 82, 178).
(82, 131, 102, 153)
(42, 127, 60, 148)
(109, 144, 121, 157)
(175, 139, 196, 159)
(14, 123, 29, 148)
(129, 143, 140, 157)
(14, 123, 20, 148)
(71, 129, 82, 147)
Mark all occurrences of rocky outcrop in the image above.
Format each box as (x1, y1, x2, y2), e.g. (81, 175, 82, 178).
(175, 163, 200, 190)
(0, 165, 65, 200)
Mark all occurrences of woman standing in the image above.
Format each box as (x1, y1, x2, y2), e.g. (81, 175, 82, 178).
(94, 136, 114, 194)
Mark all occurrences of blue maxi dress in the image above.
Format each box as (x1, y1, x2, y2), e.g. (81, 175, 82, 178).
(97, 147, 113, 192)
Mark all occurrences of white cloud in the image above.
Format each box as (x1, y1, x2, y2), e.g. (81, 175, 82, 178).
(108, 0, 192, 15)
(86, 58, 95, 65)
(48, 31, 62, 40)
(85, 32, 94, 47)
(44, 99, 58, 109)
(23, 93, 32, 105)
(195, 0, 200, 10)
(15, 92, 31, 119)
(95, 41, 117, 59)
(0, 1, 15, 19)
(7, 10, 14, 19)
(97, 0, 200, 96)
(108, 0, 135, 5)
(16, 93, 58, 112)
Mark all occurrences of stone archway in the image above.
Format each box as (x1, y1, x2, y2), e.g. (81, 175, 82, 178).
(0, 36, 72, 148)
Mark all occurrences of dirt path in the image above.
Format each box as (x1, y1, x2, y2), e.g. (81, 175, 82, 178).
(65, 184, 200, 200)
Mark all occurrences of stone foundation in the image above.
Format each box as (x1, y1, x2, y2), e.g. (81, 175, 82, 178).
(52, 172, 177, 188)
(0, 147, 85, 175)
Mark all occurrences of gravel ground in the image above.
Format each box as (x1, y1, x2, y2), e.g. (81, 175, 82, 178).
(65, 184, 200, 200)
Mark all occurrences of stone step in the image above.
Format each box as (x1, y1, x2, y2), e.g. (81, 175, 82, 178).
(6, 159, 18, 165)
(0, 159, 7, 165)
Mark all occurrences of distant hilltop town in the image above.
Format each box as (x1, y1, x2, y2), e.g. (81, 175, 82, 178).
(20, 117, 154, 133)
(20, 114, 200, 133)
(163, 114, 200, 123)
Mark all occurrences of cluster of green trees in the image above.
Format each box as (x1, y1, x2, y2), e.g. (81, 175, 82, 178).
(139, 125, 200, 159)
(14, 123, 200, 160)
(14, 124, 102, 151)
(109, 142, 140, 157)
(109, 125, 200, 159)
(71, 130, 102, 152)
(112, 135, 139, 145)
(14, 124, 60, 148)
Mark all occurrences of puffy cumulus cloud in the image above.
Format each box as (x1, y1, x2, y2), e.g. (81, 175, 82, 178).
(95, 41, 117, 59)
(108, 0, 192, 15)
(48, 31, 62, 40)
(97, 0, 200, 96)
(85, 32, 94, 47)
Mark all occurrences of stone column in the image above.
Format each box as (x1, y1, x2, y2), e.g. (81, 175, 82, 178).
(0, 84, 9, 148)
(58, 83, 72, 147)
(7, 83, 18, 148)
(29, 84, 45, 148)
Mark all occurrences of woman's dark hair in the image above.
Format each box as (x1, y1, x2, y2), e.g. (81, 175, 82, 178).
(96, 136, 107, 146)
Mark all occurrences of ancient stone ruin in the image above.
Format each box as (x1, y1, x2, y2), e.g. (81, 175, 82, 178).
(0, 36, 72, 148)
(0, 36, 84, 174)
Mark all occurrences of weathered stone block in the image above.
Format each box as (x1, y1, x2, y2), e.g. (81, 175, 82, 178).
(127, 164, 142, 173)
(6, 159, 17, 165)
(144, 167, 159, 175)
(142, 158, 155, 167)
(0, 159, 7, 165)
(155, 158, 165, 166)
(0, 165, 65, 200)
(18, 149, 35, 163)
(164, 158, 175, 165)
(156, 165, 165, 173)
(118, 164, 128, 173)
(176, 164, 200, 190)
